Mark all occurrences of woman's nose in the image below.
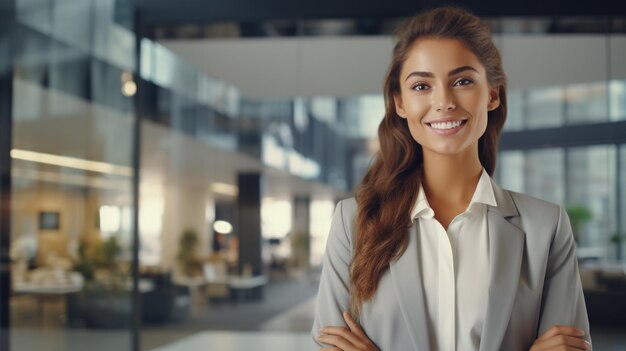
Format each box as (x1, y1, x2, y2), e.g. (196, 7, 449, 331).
(433, 88, 457, 112)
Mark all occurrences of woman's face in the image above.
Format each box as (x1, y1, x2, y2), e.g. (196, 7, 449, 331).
(393, 37, 500, 157)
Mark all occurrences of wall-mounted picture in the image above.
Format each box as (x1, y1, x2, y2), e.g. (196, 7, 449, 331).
(39, 211, 60, 230)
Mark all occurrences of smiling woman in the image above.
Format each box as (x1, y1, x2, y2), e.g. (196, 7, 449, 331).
(312, 6, 591, 351)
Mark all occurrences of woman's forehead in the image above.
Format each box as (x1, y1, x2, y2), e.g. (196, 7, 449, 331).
(401, 37, 485, 78)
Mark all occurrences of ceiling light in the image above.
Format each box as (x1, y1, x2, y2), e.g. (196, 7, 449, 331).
(11, 149, 133, 177)
(213, 220, 233, 234)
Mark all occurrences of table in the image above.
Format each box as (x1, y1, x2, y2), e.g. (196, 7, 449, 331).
(228, 275, 268, 302)
(13, 280, 83, 322)
(172, 275, 209, 309)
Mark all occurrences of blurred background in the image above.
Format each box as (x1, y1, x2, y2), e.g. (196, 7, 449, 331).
(0, 0, 625, 350)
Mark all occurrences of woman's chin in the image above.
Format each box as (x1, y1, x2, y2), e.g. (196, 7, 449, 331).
(421, 143, 474, 157)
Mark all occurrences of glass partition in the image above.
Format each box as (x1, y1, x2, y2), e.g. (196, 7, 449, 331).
(8, 0, 137, 350)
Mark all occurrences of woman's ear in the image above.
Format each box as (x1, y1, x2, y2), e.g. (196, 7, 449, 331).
(487, 86, 500, 111)
(393, 93, 407, 118)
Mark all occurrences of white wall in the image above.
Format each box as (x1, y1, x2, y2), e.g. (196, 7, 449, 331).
(160, 181, 213, 270)
(160, 37, 393, 98)
(499, 36, 626, 90)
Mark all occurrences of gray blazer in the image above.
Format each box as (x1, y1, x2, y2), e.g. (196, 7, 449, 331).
(312, 178, 591, 351)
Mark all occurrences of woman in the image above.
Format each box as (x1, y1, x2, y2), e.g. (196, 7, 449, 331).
(312, 6, 592, 351)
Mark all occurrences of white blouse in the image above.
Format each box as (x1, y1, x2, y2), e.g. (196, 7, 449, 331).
(409, 168, 497, 351)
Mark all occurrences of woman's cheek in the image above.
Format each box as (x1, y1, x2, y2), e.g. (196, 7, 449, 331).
(406, 118, 427, 145)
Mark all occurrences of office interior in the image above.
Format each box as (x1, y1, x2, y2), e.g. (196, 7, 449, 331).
(0, 0, 625, 350)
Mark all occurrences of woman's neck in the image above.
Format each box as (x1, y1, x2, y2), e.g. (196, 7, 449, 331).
(420, 147, 483, 207)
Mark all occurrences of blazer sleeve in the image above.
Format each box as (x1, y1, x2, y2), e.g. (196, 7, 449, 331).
(311, 200, 353, 348)
(537, 206, 592, 344)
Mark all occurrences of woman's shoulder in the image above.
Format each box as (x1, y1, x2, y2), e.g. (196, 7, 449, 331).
(336, 197, 357, 216)
(505, 188, 560, 210)
(334, 197, 358, 231)
(329, 197, 358, 246)
(500, 187, 564, 227)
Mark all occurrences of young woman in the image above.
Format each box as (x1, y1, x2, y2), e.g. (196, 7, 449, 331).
(312, 6, 591, 351)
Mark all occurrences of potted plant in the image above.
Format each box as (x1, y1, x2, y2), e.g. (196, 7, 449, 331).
(290, 231, 310, 271)
(176, 229, 203, 278)
(69, 236, 131, 329)
(610, 232, 626, 261)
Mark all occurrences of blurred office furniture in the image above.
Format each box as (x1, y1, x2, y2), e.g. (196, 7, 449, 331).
(12, 268, 84, 322)
(580, 263, 626, 325)
(176, 259, 267, 304)
(203, 260, 230, 301)
(172, 270, 208, 310)
(66, 278, 154, 329)
(228, 274, 268, 302)
(141, 271, 191, 324)
(66, 289, 132, 328)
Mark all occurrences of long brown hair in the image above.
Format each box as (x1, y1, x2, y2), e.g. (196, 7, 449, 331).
(350, 6, 508, 318)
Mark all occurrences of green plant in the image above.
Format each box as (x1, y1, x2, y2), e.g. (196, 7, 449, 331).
(566, 205, 593, 243)
(176, 229, 203, 277)
(610, 232, 625, 245)
(69, 236, 130, 328)
(290, 231, 310, 269)
(74, 240, 97, 282)
(610, 232, 626, 260)
(72, 236, 126, 291)
(100, 236, 122, 268)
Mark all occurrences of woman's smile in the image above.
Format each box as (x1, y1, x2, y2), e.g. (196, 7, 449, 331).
(426, 119, 469, 136)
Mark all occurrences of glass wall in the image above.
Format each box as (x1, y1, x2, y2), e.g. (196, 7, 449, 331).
(503, 80, 625, 131)
(7, 0, 137, 350)
(496, 146, 622, 261)
(567, 146, 617, 254)
(3, 1, 349, 348)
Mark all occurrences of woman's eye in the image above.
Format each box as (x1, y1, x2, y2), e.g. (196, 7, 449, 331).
(454, 78, 473, 86)
(412, 83, 430, 91)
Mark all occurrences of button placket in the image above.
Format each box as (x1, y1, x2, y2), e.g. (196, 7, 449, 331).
(437, 221, 456, 351)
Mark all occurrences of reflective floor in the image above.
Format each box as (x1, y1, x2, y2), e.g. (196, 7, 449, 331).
(152, 331, 312, 351)
(149, 294, 626, 351)
(8, 275, 626, 351)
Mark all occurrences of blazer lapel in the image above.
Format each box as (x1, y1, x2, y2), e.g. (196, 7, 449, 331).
(389, 223, 432, 351)
(479, 179, 526, 351)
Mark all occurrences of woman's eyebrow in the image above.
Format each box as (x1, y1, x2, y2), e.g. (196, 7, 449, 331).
(404, 65, 479, 81)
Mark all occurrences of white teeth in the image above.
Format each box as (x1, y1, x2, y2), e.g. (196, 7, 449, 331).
(430, 120, 464, 130)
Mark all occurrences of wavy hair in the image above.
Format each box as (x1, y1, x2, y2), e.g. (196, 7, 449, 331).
(350, 6, 508, 319)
